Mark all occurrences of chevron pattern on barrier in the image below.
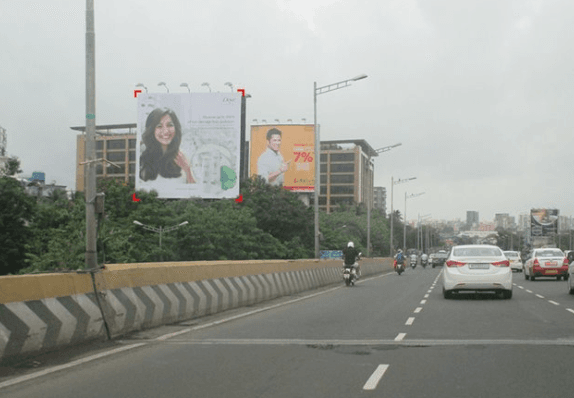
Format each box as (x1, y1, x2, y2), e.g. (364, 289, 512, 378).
(0, 293, 106, 361)
(100, 267, 341, 337)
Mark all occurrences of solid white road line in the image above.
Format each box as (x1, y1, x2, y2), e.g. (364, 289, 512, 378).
(394, 333, 406, 341)
(548, 300, 560, 306)
(0, 343, 146, 391)
(414, 307, 422, 313)
(363, 364, 390, 390)
(406, 317, 415, 326)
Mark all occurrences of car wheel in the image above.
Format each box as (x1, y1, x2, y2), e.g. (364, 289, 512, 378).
(443, 287, 452, 299)
(530, 275, 536, 281)
(524, 271, 528, 280)
(569, 278, 574, 295)
(502, 290, 512, 299)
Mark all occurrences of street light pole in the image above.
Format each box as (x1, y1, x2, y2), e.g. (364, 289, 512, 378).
(367, 143, 401, 257)
(404, 191, 425, 252)
(133, 221, 188, 258)
(390, 177, 416, 256)
(313, 74, 368, 258)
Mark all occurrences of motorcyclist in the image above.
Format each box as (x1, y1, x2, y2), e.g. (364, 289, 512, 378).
(394, 249, 405, 270)
(343, 241, 361, 278)
(421, 253, 428, 266)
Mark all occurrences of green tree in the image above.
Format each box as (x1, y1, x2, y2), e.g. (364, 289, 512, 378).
(0, 175, 36, 275)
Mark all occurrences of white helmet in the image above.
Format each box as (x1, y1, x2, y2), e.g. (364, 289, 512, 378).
(347, 241, 354, 248)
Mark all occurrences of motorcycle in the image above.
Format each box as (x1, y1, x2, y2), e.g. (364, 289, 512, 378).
(394, 260, 405, 276)
(343, 265, 358, 286)
(421, 258, 428, 268)
(410, 256, 417, 269)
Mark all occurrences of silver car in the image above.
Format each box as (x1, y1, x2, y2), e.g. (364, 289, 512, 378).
(442, 244, 512, 299)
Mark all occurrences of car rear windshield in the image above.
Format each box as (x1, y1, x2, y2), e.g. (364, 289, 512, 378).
(535, 250, 563, 258)
(504, 252, 519, 258)
(453, 247, 502, 257)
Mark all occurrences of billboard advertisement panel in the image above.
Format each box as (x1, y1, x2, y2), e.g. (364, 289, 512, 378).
(136, 93, 241, 199)
(250, 124, 315, 192)
(530, 208, 559, 237)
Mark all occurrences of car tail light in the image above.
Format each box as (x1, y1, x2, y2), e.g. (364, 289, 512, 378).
(563, 258, 569, 266)
(446, 260, 465, 267)
(492, 260, 510, 267)
(533, 258, 540, 266)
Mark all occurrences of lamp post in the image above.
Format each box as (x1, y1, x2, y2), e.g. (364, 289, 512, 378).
(133, 220, 188, 250)
(158, 82, 169, 93)
(180, 83, 190, 93)
(418, 213, 432, 253)
(313, 74, 368, 258)
(224, 82, 234, 92)
(201, 82, 211, 92)
(389, 177, 416, 256)
(404, 192, 425, 251)
(135, 83, 148, 93)
(367, 143, 402, 257)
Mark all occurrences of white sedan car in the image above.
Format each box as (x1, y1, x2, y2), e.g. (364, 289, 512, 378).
(442, 244, 512, 299)
(503, 250, 522, 272)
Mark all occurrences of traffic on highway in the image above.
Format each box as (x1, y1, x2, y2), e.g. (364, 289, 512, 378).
(2, 252, 574, 397)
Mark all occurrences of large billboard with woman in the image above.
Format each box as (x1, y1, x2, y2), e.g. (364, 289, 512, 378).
(136, 93, 241, 199)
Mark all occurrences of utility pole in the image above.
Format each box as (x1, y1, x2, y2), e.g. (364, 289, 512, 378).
(85, 0, 97, 268)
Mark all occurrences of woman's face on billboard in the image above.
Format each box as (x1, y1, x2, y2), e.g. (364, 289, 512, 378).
(154, 114, 176, 149)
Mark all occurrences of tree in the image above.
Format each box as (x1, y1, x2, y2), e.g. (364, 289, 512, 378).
(0, 170, 36, 275)
(0, 156, 22, 177)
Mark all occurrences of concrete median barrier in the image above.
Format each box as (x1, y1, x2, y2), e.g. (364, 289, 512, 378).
(0, 258, 392, 364)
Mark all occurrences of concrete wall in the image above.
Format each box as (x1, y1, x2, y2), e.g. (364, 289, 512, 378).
(0, 258, 392, 364)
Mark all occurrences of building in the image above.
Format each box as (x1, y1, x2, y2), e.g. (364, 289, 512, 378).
(73, 124, 137, 192)
(74, 127, 378, 213)
(373, 186, 386, 214)
(466, 211, 479, 229)
(494, 213, 515, 230)
(319, 140, 377, 213)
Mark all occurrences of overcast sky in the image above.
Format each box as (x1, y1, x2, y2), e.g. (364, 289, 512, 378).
(2, 0, 573, 223)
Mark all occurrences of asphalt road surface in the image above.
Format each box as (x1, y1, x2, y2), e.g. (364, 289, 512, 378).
(2, 266, 574, 397)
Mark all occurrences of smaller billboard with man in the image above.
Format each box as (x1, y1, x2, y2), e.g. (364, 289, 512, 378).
(250, 125, 315, 192)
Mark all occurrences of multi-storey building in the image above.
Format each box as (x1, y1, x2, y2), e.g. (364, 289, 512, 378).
(373, 186, 386, 214)
(466, 211, 479, 229)
(319, 140, 377, 213)
(73, 124, 137, 192)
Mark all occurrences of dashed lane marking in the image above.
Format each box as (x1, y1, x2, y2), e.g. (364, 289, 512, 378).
(567, 309, 574, 314)
(363, 364, 389, 391)
(536, 294, 545, 299)
(526, 290, 533, 293)
(406, 317, 415, 326)
(394, 333, 406, 341)
(420, 300, 427, 305)
(548, 300, 560, 306)
(414, 307, 423, 313)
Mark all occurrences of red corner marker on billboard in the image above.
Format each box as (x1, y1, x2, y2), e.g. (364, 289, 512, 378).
(134, 90, 142, 98)
(237, 89, 245, 97)
(132, 193, 141, 202)
(235, 194, 243, 203)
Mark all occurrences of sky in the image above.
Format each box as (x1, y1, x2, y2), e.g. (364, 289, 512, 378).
(1, 0, 573, 223)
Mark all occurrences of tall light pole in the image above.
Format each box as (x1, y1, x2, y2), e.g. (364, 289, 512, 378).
(418, 213, 432, 253)
(158, 82, 169, 93)
(201, 82, 211, 92)
(224, 82, 234, 92)
(180, 83, 190, 93)
(404, 192, 425, 251)
(367, 143, 402, 257)
(314, 74, 368, 258)
(85, 0, 97, 269)
(133, 221, 189, 258)
(389, 177, 416, 256)
(135, 83, 148, 93)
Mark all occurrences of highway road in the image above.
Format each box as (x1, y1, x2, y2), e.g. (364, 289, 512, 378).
(2, 266, 574, 397)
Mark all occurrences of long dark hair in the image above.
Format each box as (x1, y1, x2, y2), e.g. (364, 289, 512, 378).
(139, 108, 183, 181)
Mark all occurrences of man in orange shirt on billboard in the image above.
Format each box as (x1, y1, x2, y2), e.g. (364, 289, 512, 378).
(257, 128, 290, 186)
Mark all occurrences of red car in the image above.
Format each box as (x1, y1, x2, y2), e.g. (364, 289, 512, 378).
(523, 248, 569, 281)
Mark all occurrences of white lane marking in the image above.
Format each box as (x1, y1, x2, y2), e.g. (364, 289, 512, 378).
(548, 300, 560, 306)
(394, 333, 406, 341)
(526, 290, 533, 293)
(406, 317, 415, 325)
(156, 272, 398, 340)
(518, 286, 524, 289)
(420, 300, 427, 305)
(427, 290, 432, 294)
(536, 294, 545, 299)
(0, 343, 146, 391)
(363, 364, 390, 390)
(424, 294, 429, 298)
(567, 309, 574, 314)
(414, 307, 423, 313)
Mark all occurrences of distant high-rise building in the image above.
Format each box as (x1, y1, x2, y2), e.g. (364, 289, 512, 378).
(373, 186, 386, 214)
(466, 211, 479, 229)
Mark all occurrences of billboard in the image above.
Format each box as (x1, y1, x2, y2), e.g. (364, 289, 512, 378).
(136, 93, 241, 199)
(250, 124, 315, 192)
(530, 208, 559, 237)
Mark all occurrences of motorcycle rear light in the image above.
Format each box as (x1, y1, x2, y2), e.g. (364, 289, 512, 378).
(446, 260, 465, 267)
(492, 260, 510, 267)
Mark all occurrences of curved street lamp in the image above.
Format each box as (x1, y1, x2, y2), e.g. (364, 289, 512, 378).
(390, 176, 416, 256)
(135, 83, 148, 93)
(180, 83, 190, 93)
(404, 192, 425, 251)
(201, 82, 211, 92)
(158, 82, 169, 93)
(224, 82, 234, 92)
(133, 220, 188, 250)
(313, 73, 368, 258)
